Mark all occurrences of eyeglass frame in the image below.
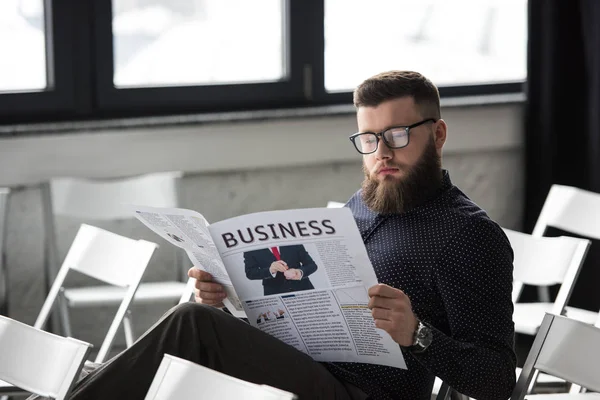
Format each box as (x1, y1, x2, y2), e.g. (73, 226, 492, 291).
(348, 118, 438, 154)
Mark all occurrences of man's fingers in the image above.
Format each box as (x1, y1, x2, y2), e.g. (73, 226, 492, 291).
(371, 307, 393, 321)
(195, 288, 227, 301)
(368, 294, 398, 309)
(368, 283, 404, 299)
(194, 294, 224, 308)
(188, 268, 214, 282)
(274, 263, 288, 272)
(190, 271, 226, 307)
(277, 261, 289, 270)
(373, 318, 393, 332)
(196, 280, 224, 293)
(199, 290, 227, 301)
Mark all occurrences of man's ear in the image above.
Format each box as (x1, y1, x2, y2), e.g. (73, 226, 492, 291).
(433, 119, 447, 150)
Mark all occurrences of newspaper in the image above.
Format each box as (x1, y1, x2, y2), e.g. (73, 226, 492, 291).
(132, 205, 406, 369)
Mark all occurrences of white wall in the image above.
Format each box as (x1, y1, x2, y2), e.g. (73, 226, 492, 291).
(0, 102, 521, 185)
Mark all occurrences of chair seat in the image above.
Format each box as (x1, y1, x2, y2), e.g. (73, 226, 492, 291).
(433, 376, 598, 400)
(434, 369, 570, 398)
(516, 367, 567, 386)
(513, 303, 598, 335)
(64, 281, 187, 307)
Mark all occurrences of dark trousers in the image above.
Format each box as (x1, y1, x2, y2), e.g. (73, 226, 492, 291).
(68, 303, 363, 400)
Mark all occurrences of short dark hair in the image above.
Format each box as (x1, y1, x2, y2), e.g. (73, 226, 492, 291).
(353, 71, 441, 119)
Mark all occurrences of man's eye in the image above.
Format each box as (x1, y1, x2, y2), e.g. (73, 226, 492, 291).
(391, 132, 407, 139)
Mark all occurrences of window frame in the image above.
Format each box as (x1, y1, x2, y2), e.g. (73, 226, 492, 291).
(0, 0, 81, 125)
(92, 0, 312, 116)
(309, 0, 526, 104)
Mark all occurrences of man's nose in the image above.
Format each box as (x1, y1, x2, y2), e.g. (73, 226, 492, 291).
(375, 139, 393, 160)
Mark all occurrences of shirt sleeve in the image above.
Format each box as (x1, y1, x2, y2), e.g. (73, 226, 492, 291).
(296, 245, 318, 278)
(244, 252, 275, 280)
(412, 218, 517, 400)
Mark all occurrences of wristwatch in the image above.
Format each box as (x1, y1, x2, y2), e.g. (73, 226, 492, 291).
(409, 319, 433, 353)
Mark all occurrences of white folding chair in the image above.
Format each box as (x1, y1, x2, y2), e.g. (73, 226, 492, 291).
(506, 228, 592, 393)
(41, 171, 188, 345)
(532, 184, 600, 325)
(326, 201, 345, 208)
(145, 354, 297, 400)
(0, 315, 92, 400)
(434, 381, 469, 400)
(0, 188, 9, 317)
(511, 313, 600, 399)
(433, 229, 591, 400)
(506, 228, 591, 336)
(36, 223, 158, 363)
(178, 277, 196, 305)
(438, 315, 600, 400)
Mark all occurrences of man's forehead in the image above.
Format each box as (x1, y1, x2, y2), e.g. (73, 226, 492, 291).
(356, 98, 422, 131)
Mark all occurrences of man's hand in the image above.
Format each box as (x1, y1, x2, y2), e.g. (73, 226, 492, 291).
(188, 268, 227, 307)
(368, 284, 418, 346)
(283, 268, 302, 280)
(283, 268, 303, 281)
(269, 260, 289, 274)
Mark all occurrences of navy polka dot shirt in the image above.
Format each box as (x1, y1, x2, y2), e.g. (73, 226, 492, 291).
(326, 171, 516, 400)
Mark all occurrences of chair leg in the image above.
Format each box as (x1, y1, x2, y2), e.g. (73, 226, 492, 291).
(0, 249, 7, 317)
(58, 288, 73, 338)
(123, 310, 135, 347)
(40, 182, 62, 334)
(527, 369, 540, 394)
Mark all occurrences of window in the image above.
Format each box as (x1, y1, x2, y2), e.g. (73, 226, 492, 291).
(0, 0, 46, 92)
(112, 0, 286, 88)
(0, 0, 527, 125)
(324, 0, 527, 92)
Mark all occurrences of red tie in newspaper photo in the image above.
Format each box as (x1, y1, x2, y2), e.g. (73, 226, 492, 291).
(271, 246, 281, 261)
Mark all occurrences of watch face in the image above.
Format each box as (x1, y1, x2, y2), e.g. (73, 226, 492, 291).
(416, 322, 433, 349)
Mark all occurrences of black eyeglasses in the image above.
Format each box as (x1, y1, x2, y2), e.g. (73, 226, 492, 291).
(349, 118, 437, 154)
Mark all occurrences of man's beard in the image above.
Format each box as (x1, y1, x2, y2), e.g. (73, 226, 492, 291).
(361, 138, 442, 215)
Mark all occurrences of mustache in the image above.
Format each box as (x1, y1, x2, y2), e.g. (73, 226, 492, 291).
(370, 162, 406, 174)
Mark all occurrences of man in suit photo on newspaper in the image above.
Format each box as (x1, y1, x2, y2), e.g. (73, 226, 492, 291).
(243, 244, 318, 295)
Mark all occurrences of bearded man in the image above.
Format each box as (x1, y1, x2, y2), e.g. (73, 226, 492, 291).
(59, 71, 516, 400)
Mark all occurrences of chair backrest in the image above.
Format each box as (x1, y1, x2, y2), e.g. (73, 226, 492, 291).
(49, 171, 183, 220)
(512, 313, 600, 399)
(532, 184, 600, 240)
(0, 188, 9, 316)
(144, 354, 297, 400)
(504, 228, 591, 311)
(326, 201, 345, 208)
(34, 224, 158, 362)
(0, 315, 92, 400)
(57, 223, 153, 287)
(178, 277, 196, 305)
(434, 381, 453, 400)
(43, 171, 183, 282)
